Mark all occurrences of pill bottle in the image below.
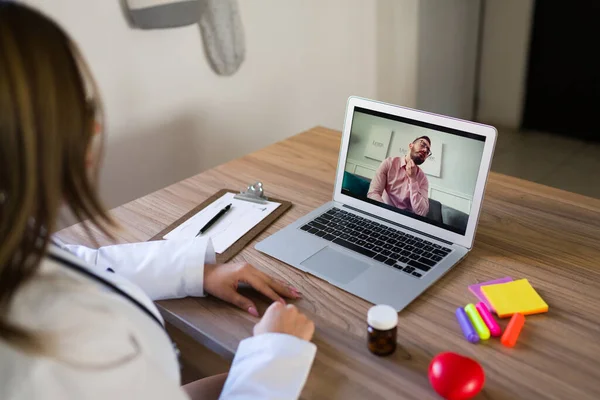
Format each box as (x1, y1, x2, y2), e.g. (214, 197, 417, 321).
(367, 304, 398, 356)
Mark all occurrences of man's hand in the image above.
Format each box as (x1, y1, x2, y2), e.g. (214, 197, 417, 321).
(203, 263, 302, 317)
(254, 302, 315, 342)
(406, 158, 416, 180)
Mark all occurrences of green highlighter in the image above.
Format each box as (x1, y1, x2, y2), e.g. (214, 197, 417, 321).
(465, 303, 491, 340)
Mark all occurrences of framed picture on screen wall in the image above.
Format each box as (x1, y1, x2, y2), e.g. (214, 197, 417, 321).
(363, 126, 392, 161)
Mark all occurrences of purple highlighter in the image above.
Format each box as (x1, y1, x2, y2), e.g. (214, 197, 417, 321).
(456, 307, 479, 343)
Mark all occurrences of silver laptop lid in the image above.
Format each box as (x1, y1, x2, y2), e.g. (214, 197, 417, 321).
(333, 97, 497, 249)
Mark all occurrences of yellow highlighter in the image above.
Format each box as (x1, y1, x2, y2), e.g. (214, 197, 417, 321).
(465, 303, 490, 340)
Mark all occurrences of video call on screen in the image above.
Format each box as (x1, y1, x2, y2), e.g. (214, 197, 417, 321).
(342, 108, 486, 235)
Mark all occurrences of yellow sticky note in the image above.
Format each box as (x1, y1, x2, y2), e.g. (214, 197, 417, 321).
(481, 279, 548, 318)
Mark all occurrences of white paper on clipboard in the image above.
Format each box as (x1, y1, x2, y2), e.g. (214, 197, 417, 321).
(163, 192, 280, 254)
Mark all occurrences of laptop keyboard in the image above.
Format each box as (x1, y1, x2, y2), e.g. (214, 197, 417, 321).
(300, 207, 453, 279)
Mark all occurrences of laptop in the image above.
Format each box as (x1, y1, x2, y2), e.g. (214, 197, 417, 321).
(256, 97, 497, 311)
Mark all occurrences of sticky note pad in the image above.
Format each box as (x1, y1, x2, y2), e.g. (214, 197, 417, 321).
(481, 279, 548, 318)
(468, 277, 513, 312)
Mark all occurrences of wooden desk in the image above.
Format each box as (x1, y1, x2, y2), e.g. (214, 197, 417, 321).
(57, 127, 600, 400)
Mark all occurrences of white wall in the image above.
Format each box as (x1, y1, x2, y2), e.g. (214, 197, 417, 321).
(375, 0, 481, 120)
(477, 0, 535, 128)
(345, 112, 485, 213)
(24, 0, 378, 208)
(416, 0, 481, 120)
(375, 0, 419, 108)
(21, 0, 484, 210)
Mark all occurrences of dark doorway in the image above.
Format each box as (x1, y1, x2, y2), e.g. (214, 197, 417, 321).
(521, 1, 600, 141)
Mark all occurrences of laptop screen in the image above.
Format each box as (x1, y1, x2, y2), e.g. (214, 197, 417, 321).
(341, 107, 486, 235)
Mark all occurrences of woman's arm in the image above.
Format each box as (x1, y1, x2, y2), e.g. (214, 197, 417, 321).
(62, 240, 301, 315)
(63, 238, 215, 300)
(219, 303, 317, 400)
(219, 334, 316, 399)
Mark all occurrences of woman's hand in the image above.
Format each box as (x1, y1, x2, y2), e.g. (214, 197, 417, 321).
(253, 302, 315, 341)
(203, 262, 302, 317)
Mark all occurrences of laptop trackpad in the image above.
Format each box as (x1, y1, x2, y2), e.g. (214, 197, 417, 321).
(301, 247, 371, 284)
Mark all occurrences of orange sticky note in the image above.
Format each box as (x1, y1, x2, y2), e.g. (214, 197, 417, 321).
(481, 279, 548, 318)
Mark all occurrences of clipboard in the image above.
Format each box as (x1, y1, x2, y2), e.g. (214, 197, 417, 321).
(149, 189, 292, 263)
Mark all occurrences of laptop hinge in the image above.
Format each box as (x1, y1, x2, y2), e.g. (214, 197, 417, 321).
(342, 204, 455, 246)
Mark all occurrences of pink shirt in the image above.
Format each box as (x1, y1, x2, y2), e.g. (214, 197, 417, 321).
(367, 156, 430, 216)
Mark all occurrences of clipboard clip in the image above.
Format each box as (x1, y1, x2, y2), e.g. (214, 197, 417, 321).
(234, 182, 269, 204)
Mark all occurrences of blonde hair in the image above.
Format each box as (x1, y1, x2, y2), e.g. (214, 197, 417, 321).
(0, 3, 115, 352)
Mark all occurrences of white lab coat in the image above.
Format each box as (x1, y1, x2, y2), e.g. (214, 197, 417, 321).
(0, 239, 316, 400)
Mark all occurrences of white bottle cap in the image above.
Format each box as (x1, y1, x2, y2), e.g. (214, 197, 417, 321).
(368, 304, 398, 330)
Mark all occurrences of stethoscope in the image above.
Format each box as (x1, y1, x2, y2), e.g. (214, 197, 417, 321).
(47, 249, 182, 366)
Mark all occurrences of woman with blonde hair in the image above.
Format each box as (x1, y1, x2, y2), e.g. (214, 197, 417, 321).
(0, 3, 316, 399)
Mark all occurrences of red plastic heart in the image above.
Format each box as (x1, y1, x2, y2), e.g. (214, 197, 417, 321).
(428, 352, 485, 400)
